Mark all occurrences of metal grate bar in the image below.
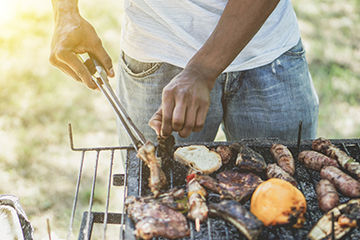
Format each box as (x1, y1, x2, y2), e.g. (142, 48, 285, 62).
(103, 150, 115, 240)
(138, 158, 143, 196)
(67, 150, 86, 240)
(341, 143, 351, 155)
(206, 217, 212, 240)
(120, 150, 130, 240)
(84, 151, 100, 240)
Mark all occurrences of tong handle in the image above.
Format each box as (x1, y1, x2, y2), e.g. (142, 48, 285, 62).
(78, 53, 146, 150)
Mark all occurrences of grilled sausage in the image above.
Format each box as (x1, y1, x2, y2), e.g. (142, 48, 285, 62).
(312, 137, 360, 179)
(320, 166, 360, 197)
(270, 144, 295, 175)
(266, 163, 297, 186)
(298, 150, 339, 171)
(316, 179, 339, 212)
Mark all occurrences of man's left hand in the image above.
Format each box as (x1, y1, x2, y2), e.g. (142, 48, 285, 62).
(149, 68, 213, 138)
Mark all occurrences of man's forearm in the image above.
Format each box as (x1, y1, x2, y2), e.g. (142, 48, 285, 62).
(186, 0, 280, 88)
(51, 0, 79, 20)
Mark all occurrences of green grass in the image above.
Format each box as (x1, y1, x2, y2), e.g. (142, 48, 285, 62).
(0, 0, 359, 239)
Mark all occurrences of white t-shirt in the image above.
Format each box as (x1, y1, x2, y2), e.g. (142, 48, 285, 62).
(120, 0, 300, 72)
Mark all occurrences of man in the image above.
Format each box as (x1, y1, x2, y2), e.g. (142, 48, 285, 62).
(50, 0, 319, 145)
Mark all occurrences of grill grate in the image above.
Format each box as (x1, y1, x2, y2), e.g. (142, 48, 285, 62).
(67, 124, 360, 240)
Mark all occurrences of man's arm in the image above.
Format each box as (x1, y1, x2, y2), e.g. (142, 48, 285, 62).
(50, 0, 114, 89)
(149, 0, 280, 137)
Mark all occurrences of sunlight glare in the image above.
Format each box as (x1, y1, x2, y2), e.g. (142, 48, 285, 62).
(0, 0, 17, 25)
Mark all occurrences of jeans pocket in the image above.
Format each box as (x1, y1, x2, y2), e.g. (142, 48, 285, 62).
(284, 39, 305, 57)
(120, 51, 162, 78)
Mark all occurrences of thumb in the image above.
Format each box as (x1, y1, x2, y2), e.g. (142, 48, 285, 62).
(91, 43, 114, 77)
(149, 107, 162, 136)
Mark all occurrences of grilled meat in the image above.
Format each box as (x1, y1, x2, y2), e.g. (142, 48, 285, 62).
(186, 174, 208, 231)
(231, 143, 266, 173)
(197, 170, 263, 203)
(137, 141, 167, 197)
(215, 145, 233, 164)
(320, 166, 360, 197)
(209, 200, 263, 240)
(266, 163, 297, 186)
(196, 174, 221, 193)
(298, 150, 339, 171)
(316, 179, 339, 212)
(312, 137, 360, 179)
(126, 195, 190, 240)
(270, 144, 295, 175)
(308, 199, 360, 240)
(156, 135, 175, 160)
(216, 170, 263, 202)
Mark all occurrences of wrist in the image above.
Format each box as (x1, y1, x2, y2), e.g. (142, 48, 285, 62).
(184, 59, 221, 90)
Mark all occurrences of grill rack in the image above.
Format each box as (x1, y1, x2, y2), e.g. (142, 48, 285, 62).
(66, 123, 360, 240)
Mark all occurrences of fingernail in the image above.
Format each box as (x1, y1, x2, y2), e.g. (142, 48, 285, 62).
(109, 67, 114, 77)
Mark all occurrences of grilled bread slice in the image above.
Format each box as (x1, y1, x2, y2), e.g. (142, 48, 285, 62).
(174, 145, 222, 174)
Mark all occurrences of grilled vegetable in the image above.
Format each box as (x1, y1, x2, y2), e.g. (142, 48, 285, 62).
(231, 143, 266, 173)
(298, 150, 339, 171)
(250, 178, 307, 228)
(320, 166, 360, 197)
(137, 141, 167, 197)
(209, 200, 263, 240)
(126, 195, 190, 239)
(308, 199, 360, 240)
(312, 137, 360, 179)
(316, 179, 339, 212)
(270, 144, 295, 175)
(266, 163, 297, 186)
(186, 173, 208, 232)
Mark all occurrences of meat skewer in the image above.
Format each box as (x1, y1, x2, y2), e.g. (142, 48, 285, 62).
(137, 141, 167, 197)
(320, 166, 360, 197)
(266, 163, 297, 186)
(316, 179, 339, 212)
(312, 137, 360, 179)
(186, 173, 208, 232)
(270, 144, 295, 175)
(298, 150, 339, 171)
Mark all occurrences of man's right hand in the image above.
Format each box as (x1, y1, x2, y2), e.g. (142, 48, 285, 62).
(49, 4, 114, 89)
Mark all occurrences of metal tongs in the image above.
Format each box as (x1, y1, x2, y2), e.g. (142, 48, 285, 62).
(79, 53, 146, 151)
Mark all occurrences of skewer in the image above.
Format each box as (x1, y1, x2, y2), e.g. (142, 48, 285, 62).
(297, 120, 302, 152)
(195, 218, 201, 232)
(331, 212, 335, 240)
(47, 218, 52, 240)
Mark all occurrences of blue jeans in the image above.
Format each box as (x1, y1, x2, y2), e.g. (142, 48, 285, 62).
(117, 39, 319, 145)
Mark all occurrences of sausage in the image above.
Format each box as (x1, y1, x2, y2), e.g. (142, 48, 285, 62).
(312, 137, 360, 179)
(270, 144, 295, 175)
(298, 150, 339, 171)
(266, 163, 297, 186)
(320, 166, 360, 197)
(316, 179, 339, 212)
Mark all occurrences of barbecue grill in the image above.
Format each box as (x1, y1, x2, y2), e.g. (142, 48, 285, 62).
(65, 123, 360, 240)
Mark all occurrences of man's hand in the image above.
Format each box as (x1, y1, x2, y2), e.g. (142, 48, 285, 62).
(149, 67, 213, 138)
(50, 1, 113, 89)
